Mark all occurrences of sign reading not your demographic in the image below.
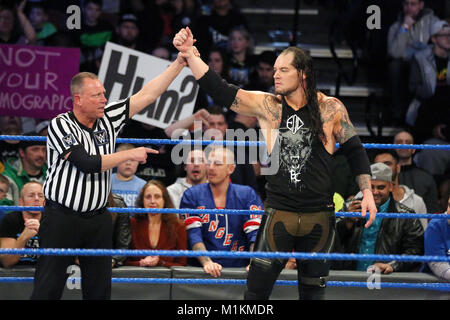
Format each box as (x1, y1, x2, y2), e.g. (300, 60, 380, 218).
(0, 44, 80, 118)
(98, 42, 199, 129)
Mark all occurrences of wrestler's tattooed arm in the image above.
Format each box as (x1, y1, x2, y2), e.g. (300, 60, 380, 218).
(319, 97, 358, 144)
(229, 91, 281, 126)
(330, 99, 370, 192)
(320, 97, 370, 191)
(230, 96, 241, 111)
(261, 94, 282, 124)
(356, 174, 371, 192)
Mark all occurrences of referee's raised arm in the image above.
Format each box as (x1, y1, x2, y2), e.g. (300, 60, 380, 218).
(31, 52, 189, 300)
(129, 52, 192, 118)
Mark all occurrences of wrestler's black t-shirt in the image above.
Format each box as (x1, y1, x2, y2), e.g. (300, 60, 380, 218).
(264, 98, 334, 212)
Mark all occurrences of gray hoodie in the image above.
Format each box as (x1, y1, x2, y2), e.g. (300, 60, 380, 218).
(399, 184, 428, 230)
(167, 177, 192, 209)
(387, 8, 440, 60)
(409, 45, 450, 99)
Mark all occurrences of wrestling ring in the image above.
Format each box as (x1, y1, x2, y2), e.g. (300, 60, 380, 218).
(0, 135, 449, 300)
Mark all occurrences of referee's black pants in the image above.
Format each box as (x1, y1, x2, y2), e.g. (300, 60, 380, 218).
(31, 201, 113, 300)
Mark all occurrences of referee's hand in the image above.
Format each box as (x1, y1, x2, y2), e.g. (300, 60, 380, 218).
(132, 147, 159, 164)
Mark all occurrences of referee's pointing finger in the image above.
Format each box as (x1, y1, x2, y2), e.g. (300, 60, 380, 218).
(145, 147, 159, 154)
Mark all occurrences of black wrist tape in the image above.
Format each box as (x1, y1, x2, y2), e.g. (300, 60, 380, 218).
(197, 68, 239, 109)
(67, 145, 102, 174)
(339, 135, 371, 176)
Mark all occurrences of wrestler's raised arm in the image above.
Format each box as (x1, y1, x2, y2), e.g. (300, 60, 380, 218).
(173, 27, 279, 121)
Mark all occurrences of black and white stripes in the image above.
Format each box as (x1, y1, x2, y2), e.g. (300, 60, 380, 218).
(43, 98, 129, 212)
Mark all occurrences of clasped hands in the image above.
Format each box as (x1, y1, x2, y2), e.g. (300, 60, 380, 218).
(173, 27, 197, 62)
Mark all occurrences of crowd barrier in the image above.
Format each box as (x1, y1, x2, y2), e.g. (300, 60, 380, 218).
(0, 266, 447, 300)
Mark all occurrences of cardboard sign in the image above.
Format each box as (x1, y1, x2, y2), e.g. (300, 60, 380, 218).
(98, 42, 198, 129)
(0, 44, 80, 118)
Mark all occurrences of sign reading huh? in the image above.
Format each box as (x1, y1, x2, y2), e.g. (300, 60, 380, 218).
(98, 42, 199, 129)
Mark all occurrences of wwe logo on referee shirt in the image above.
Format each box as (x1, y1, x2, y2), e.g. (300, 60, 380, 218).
(93, 129, 109, 146)
(66, 265, 81, 290)
(62, 133, 76, 148)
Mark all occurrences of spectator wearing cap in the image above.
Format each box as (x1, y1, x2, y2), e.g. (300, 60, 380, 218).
(373, 150, 428, 230)
(35, 121, 49, 136)
(408, 19, 450, 143)
(2, 133, 47, 205)
(333, 162, 424, 273)
(111, 13, 151, 54)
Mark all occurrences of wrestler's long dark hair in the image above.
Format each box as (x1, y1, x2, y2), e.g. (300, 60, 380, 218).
(281, 47, 325, 142)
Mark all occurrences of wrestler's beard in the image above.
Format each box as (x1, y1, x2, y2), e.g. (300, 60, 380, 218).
(275, 82, 301, 97)
(275, 87, 295, 96)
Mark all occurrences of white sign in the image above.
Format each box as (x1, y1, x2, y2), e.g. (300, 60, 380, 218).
(98, 42, 198, 129)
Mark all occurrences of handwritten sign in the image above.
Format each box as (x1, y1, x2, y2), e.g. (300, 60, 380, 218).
(0, 44, 80, 118)
(98, 42, 198, 129)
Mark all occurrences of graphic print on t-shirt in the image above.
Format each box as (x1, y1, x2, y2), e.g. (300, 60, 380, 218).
(277, 114, 313, 189)
(16, 233, 39, 262)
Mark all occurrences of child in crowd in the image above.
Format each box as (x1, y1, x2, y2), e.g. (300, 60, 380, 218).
(111, 144, 147, 207)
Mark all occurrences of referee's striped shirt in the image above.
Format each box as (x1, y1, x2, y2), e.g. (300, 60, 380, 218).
(43, 98, 130, 212)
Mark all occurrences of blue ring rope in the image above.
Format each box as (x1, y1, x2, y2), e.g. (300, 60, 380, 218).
(0, 277, 448, 291)
(2, 206, 447, 220)
(0, 248, 449, 263)
(1, 135, 450, 150)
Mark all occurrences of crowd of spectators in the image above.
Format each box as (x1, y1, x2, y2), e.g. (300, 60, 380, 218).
(0, 0, 448, 283)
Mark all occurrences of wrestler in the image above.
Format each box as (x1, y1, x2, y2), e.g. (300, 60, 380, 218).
(173, 27, 377, 300)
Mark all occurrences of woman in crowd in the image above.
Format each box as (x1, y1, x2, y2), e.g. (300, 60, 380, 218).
(126, 180, 187, 267)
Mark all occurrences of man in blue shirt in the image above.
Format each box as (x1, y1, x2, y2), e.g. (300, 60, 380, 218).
(423, 196, 450, 281)
(180, 146, 263, 277)
(334, 162, 424, 273)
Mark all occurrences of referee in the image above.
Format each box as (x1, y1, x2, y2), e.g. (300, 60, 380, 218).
(31, 54, 189, 300)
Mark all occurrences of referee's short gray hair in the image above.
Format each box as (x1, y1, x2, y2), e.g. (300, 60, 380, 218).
(70, 72, 98, 96)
